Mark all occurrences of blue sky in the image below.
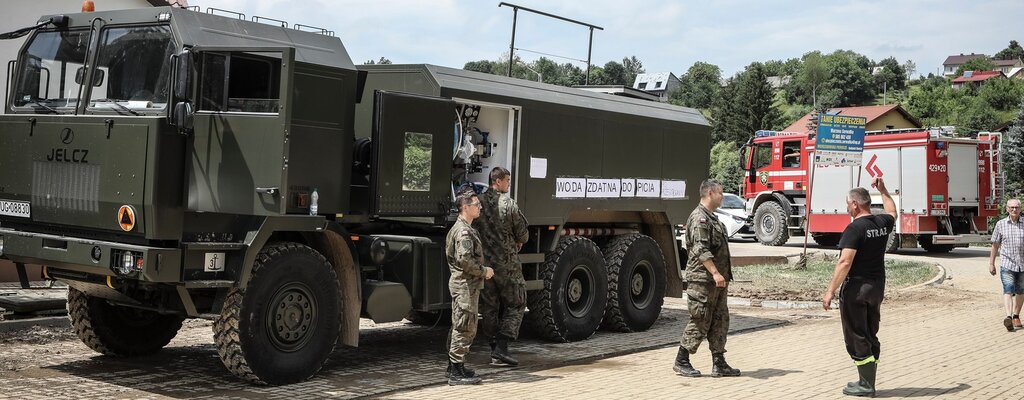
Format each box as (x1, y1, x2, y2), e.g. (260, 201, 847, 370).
(200, 0, 1024, 78)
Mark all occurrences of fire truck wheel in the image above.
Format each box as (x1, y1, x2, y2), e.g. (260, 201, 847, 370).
(405, 309, 452, 326)
(67, 287, 184, 357)
(527, 236, 608, 342)
(885, 231, 900, 253)
(754, 201, 790, 246)
(811, 233, 841, 247)
(601, 234, 666, 333)
(917, 235, 955, 253)
(214, 242, 342, 385)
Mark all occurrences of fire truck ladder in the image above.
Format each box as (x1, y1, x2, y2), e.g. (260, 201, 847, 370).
(979, 132, 1003, 211)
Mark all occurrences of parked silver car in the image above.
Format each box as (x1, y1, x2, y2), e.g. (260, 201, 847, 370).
(716, 193, 755, 239)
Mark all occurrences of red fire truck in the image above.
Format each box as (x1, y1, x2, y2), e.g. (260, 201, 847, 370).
(739, 128, 1002, 253)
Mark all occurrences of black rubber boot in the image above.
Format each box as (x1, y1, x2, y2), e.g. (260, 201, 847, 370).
(842, 361, 877, 397)
(710, 352, 741, 377)
(446, 360, 476, 378)
(672, 347, 701, 377)
(847, 360, 878, 388)
(447, 363, 483, 385)
(491, 336, 519, 367)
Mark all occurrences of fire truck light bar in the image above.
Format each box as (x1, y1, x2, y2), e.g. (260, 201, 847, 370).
(755, 130, 805, 138)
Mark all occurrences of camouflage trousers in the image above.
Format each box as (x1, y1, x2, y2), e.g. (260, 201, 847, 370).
(447, 286, 480, 363)
(480, 263, 527, 341)
(680, 282, 730, 354)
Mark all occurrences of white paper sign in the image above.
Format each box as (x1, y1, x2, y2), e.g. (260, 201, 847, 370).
(530, 157, 547, 179)
(555, 177, 587, 198)
(661, 180, 686, 199)
(635, 179, 661, 198)
(586, 178, 620, 198)
(619, 179, 636, 197)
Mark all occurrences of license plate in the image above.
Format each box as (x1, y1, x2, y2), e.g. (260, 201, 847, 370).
(0, 200, 31, 218)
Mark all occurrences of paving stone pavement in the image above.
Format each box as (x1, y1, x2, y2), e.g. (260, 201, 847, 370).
(0, 297, 787, 399)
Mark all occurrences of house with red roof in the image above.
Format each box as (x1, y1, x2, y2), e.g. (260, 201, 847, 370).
(782, 104, 923, 135)
(951, 70, 1005, 89)
(942, 53, 987, 76)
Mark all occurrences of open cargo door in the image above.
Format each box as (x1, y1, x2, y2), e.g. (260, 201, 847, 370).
(371, 91, 456, 217)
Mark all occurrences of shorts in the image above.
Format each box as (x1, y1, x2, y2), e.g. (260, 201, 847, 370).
(1000, 268, 1024, 295)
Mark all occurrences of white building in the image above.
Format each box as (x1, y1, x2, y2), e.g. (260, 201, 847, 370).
(631, 72, 681, 101)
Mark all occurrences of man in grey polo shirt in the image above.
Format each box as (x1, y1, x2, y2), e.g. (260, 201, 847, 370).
(990, 198, 1024, 331)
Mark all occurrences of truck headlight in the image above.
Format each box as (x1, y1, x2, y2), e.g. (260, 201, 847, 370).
(111, 249, 143, 276)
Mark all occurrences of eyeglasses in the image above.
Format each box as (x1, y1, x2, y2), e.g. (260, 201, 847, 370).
(1010, 206, 1022, 209)
(468, 202, 482, 208)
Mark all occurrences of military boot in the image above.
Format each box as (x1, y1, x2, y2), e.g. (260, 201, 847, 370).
(672, 347, 701, 377)
(491, 336, 519, 367)
(446, 361, 476, 378)
(710, 352, 741, 377)
(447, 363, 483, 385)
(842, 361, 877, 397)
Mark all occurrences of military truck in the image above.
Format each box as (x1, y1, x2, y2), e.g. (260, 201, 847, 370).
(0, 6, 710, 384)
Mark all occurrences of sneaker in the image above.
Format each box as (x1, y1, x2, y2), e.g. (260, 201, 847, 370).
(1014, 316, 1023, 329)
(1005, 316, 1015, 332)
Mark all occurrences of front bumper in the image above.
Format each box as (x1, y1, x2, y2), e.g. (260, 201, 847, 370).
(0, 228, 181, 282)
(931, 234, 991, 246)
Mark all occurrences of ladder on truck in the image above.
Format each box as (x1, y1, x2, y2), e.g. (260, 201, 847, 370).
(979, 132, 1003, 211)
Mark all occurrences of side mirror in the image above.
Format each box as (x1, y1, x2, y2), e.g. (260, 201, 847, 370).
(173, 102, 194, 134)
(74, 66, 104, 86)
(174, 50, 194, 102)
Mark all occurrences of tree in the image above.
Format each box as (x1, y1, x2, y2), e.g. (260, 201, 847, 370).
(955, 57, 997, 77)
(464, 60, 498, 74)
(762, 58, 801, 77)
(994, 40, 1024, 61)
(602, 61, 627, 85)
(874, 56, 907, 94)
(364, 57, 392, 65)
(794, 51, 828, 108)
(709, 141, 744, 193)
(735, 63, 782, 137)
(825, 52, 875, 106)
(670, 61, 722, 109)
(903, 59, 917, 81)
(710, 77, 744, 145)
(979, 78, 1024, 111)
(622, 56, 645, 87)
(1004, 98, 1024, 198)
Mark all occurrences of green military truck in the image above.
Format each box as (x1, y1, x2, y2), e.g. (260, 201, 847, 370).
(0, 6, 710, 384)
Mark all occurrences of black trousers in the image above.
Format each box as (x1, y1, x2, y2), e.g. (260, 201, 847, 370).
(840, 277, 885, 362)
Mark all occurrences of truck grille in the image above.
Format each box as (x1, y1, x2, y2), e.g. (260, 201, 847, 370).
(32, 161, 101, 213)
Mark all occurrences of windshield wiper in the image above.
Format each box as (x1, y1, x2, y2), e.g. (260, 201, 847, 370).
(96, 100, 141, 116)
(23, 101, 59, 114)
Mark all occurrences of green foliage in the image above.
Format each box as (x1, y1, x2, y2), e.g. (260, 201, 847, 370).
(1004, 99, 1024, 198)
(602, 61, 627, 85)
(710, 77, 744, 144)
(874, 56, 907, 92)
(402, 132, 433, 191)
(735, 62, 782, 135)
(462, 55, 643, 89)
(709, 141, 744, 193)
(955, 57, 997, 77)
(994, 40, 1024, 61)
(364, 57, 392, 65)
(979, 78, 1024, 110)
(825, 52, 875, 106)
(670, 61, 722, 109)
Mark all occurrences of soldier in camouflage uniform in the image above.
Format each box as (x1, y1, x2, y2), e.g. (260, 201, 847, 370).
(673, 179, 741, 378)
(473, 167, 530, 367)
(445, 191, 494, 385)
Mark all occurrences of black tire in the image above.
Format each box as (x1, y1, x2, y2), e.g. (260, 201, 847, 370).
(917, 234, 954, 253)
(811, 233, 841, 248)
(754, 201, 790, 246)
(67, 287, 184, 357)
(885, 231, 900, 253)
(601, 234, 666, 333)
(213, 242, 342, 385)
(526, 236, 608, 342)
(405, 309, 452, 326)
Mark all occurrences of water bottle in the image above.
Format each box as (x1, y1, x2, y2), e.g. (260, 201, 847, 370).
(310, 188, 319, 216)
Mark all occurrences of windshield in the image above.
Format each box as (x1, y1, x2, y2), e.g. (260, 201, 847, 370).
(722, 194, 746, 209)
(11, 29, 90, 114)
(11, 25, 175, 115)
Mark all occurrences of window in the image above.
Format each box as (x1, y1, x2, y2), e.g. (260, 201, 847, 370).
(638, 82, 647, 90)
(722, 194, 746, 209)
(655, 81, 662, 88)
(198, 52, 281, 113)
(781, 140, 801, 168)
(752, 143, 772, 169)
(402, 132, 433, 191)
(12, 29, 90, 113)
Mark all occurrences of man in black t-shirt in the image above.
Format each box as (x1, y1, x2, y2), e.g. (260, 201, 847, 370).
(822, 176, 896, 397)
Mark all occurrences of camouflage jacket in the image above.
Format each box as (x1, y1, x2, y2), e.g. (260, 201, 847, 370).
(472, 189, 529, 267)
(684, 204, 732, 283)
(446, 216, 487, 289)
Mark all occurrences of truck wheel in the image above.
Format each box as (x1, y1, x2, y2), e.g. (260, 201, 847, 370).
(405, 309, 451, 326)
(601, 234, 666, 333)
(214, 242, 342, 385)
(527, 236, 608, 342)
(917, 234, 954, 253)
(754, 201, 790, 246)
(885, 231, 899, 253)
(811, 233, 841, 247)
(67, 287, 184, 356)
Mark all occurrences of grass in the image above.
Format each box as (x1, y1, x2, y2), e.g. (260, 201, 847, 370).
(728, 258, 938, 301)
